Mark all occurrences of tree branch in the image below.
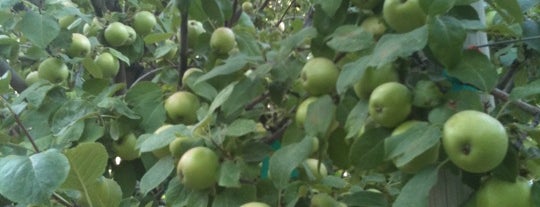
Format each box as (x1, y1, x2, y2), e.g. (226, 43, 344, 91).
(491, 88, 540, 116)
(0, 59, 27, 93)
(275, 0, 296, 27)
(179, 11, 189, 86)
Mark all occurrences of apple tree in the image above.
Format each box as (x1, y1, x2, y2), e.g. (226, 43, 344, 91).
(1, 0, 540, 206)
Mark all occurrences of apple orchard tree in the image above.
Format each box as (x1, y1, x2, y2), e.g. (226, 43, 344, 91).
(1, 0, 540, 206)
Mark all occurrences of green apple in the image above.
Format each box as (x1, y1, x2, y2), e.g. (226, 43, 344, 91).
(295, 97, 318, 127)
(104, 22, 130, 47)
(152, 124, 174, 158)
(240, 202, 270, 207)
(242, 2, 254, 13)
(310, 193, 341, 207)
(351, 0, 383, 10)
(382, 0, 427, 33)
(164, 91, 200, 124)
(442, 110, 508, 173)
(169, 136, 197, 159)
(360, 16, 387, 39)
(391, 120, 440, 173)
(177, 146, 219, 190)
(112, 133, 140, 161)
(353, 63, 398, 99)
(25, 71, 39, 85)
(182, 67, 204, 86)
(368, 82, 412, 128)
(67, 33, 91, 57)
(303, 158, 328, 179)
(300, 57, 340, 95)
(94, 52, 120, 79)
(187, 20, 206, 48)
(475, 178, 531, 207)
(59, 15, 77, 29)
(123, 25, 137, 45)
(83, 18, 103, 37)
(412, 80, 443, 108)
(132, 11, 156, 36)
(210, 27, 236, 54)
(38, 57, 69, 83)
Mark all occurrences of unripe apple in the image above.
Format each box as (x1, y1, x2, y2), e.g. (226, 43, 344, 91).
(67, 33, 91, 57)
(382, 0, 427, 33)
(240, 202, 270, 207)
(104, 22, 130, 47)
(350, 0, 383, 10)
(38, 57, 69, 83)
(152, 125, 174, 158)
(123, 25, 137, 46)
(83, 18, 103, 37)
(210, 27, 236, 54)
(242, 2, 254, 13)
(300, 57, 340, 95)
(360, 16, 387, 39)
(132, 11, 156, 36)
(353, 63, 398, 99)
(310, 193, 341, 207)
(94, 52, 120, 79)
(303, 158, 328, 179)
(442, 110, 508, 173)
(25, 71, 39, 85)
(368, 82, 412, 128)
(59, 15, 77, 30)
(182, 67, 204, 86)
(391, 120, 440, 173)
(295, 97, 318, 127)
(475, 177, 532, 207)
(163, 39, 178, 60)
(187, 20, 206, 48)
(412, 80, 443, 108)
(164, 91, 201, 124)
(112, 133, 140, 161)
(177, 146, 219, 190)
(169, 136, 197, 159)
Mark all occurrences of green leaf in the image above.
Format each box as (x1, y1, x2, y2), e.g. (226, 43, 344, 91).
(62, 143, 108, 193)
(326, 25, 374, 52)
(196, 54, 250, 84)
(341, 190, 389, 207)
(221, 78, 265, 116)
(269, 137, 313, 189)
(209, 82, 236, 113)
(0, 149, 69, 205)
(344, 100, 369, 139)
(85, 177, 122, 207)
(201, 0, 225, 26)
(419, 0, 456, 15)
(369, 26, 428, 68)
(0, 71, 11, 94)
(313, 0, 342, 16)
(385, 123, 441, 167)
(447, 50, 497, 92)
(492, 0, 524, 24)
(16, 11, 59, 48)
(428, 16, 466, 68)
(125, 82, 166, 132)
(532, 181, 540, 207)
(393, 166, 439, 207)
(139, 125, 190, 152)
(304, 95, 336, 138)
(510, 79, 540, 100)
(140, 156, 175, 195)
(218, 160, 242, 188)
(97, 97, 140, 119)
(143, 33, 174, 44)
(164, 178, 209, 206)
(226, 119, 257, 137)
(109, 48, 131, 65)
(349, 128, 390, 170)
(51, 99, 96, 136)
(277, 27, 318, 59)
(336, 56, 370, 95)
(16, 82, 56, 107)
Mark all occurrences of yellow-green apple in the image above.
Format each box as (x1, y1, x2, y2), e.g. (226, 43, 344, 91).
(187, 20, 206, 48)
(25, 71, 39, 85)
(300, 57, 340, 95)
(240, 202, 270, 207)
(360, 16, 387, 39)
(368, 82, 412, 128)
(94, 52, 120, 79)
(104, 22, 130, 47)
(353, 63, 398, 99)
(210, 27, 236, 54)
(475, 177, 532, 207)
(152, 124, 174, 158)
(412, 80, 443, 108)
(310, 193, 341, 207)
(112, 133, 140, 161)
(164, 91, 200, 124)
(177, 146, 219, 190)
(132, 11, 156, 36)
(67, 33, 91, 57)
(38, 57, 69, 83)
(383, 0, 427, 33)
(303, 158, 328, 179)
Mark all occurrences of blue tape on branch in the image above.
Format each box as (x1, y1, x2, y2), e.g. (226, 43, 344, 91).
(442, 70, 480, 92)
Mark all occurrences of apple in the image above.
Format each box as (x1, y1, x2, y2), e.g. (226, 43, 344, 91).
(59, 15, 77, 29)
(382, 0, 427, 33)
(132, 11, 156, 36)
(177, 146, 219, 190)
(303, 158, 328, 180)
(210, 27, 236, 54)
(360, 16, 387, 39)
(104, 22, 130, 47)
(310, 193, 341, 207)
(164, 91, 200, 124)
(242, 2, 254, 13)
(94, 52, 120, 79)
(368, 82, 411, 128)
(182, 67, 204, 86)
(83, 18, 103, 37)
(475, 177, 531, 207)
(391, 120, 440, 173)
(25, 71, 39, 85)
(442, 110, 508, 173)
(240, 202, 270, 207)
(123, 25, 137, 45)
(412, 80, 443, 108)
(169, 136, 197, 159)
(351, 0, 383, 10)
(187, 20, 206, 48)
(300, 57, 340, 95)
(112, 133, 140, 161)
(152, 124, 174, 158)
(295, 97, 318, 127)
(353, 63, 398, 99)
(67, 33, 91, 57)
(38, 57, 69, 83)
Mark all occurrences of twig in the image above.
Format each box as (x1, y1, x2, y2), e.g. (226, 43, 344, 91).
(258, 0, 271, 13)
(262, 119, 292, 144)
(490, 88, 540, 116)
(179, 10, 189, 86)
(0, 59, 27, 93)
(245, 92, 270, 110)
(52, 193, 74, 207)
(129, 68, 165, 89)
(0, 96, 39, 153)
(275, 0, 296, 27)
(469, 35, 540, 49)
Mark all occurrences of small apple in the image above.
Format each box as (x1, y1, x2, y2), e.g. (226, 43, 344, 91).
(169, 136, 197, 159)
(350, 0, 383, 10)
(67, 33, 91, 57)
(152, 124, 174, 158)
(295, 97, 318, 127)
(25, 71, 39, 85)
(391, 120, 440, 173)
(303, 158, 328, 180)
(442, 110, 508, 173)
(210, 27, 236, 54)
(310, 193, 341, 207)
(182, 67, 204, 86)
(242, 2, 254, 13)
(240, 202, 270, 207)
(104, 22, 130, 47)
(59, 15, 77, 29)
(475, 177, 532, 207)
(300, 57, 340, 95)
(368, 82, 412, 128)
(353, 63, 398, 99)
(382, 0, 427, 33)
(177, 146, 219, 190)
(112, 133, 140, 161)
(94, 52, 120, 79)
(164, 91, 200, 124)
(83, 18, 103, 37)
(38, 57, 69, 83)
(360, 16, 387, 39)
(412, 80, 443, 108)
(187, 20, 206, 48)
(123, 25, 137, 46)
(132, 11, 156, 36)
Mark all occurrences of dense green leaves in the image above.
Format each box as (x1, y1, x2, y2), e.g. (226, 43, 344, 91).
(16, 11, 59, 48)
(269, 137, 313, 189)
(428, 16, 466, 68)
(447, 50, 497, 91)
(385, 123, 441, 168)
(393, 166, 439, 206)
(140, 156, 175, 195)
(326, 25, 374, 52)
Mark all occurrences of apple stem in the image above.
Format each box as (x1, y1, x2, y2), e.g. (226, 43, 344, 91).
(461, 143, 471, 155)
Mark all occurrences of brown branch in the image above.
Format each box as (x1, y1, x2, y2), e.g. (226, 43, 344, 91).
(491, 88, 540, 116)
(0, 59, 27, 93)
(0, 96, 39, 153)
(262, 119, 292, 144)
(179, 11, 189, 86)
(275, 0, 296, 27)
(245, 92, 270, 110)
(258, 0, 271, 12)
